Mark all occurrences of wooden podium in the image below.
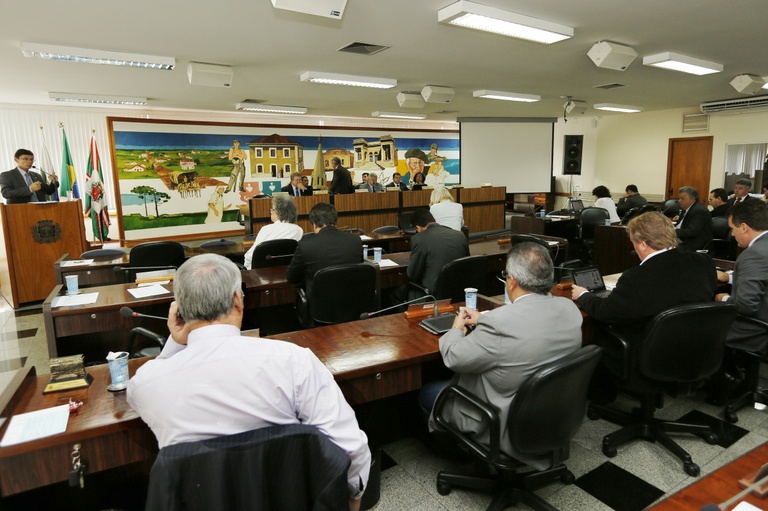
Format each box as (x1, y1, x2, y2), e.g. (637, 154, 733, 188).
(0, 201, 88, 308)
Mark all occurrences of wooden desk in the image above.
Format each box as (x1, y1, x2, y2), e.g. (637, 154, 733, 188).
(0, 359, 157, 496)
(593, 224, 638, 275)
(509, 215, 579, 242)
(648, 442, 768, 510)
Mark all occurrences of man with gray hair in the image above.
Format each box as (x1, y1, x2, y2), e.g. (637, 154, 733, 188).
(421, 243, 582, 466)
(674, 185, 712, 250)
(728, 178, 755, 207)
(128, 254, 371, 509)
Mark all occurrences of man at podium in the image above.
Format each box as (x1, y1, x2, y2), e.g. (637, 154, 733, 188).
(1, 149, 59, 204)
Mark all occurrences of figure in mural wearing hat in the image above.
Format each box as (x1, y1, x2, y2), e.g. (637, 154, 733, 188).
(225, 140, 247, 193)
(426, 143, 439, 163)
(404, 148, 428, 186)
(205, 185, 232, 224)
(425, 156, 450, 188)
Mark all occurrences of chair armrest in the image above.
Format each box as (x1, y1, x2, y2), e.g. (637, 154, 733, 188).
(433, 384, 501, 463)
(127, 327, 166, 358)
(602, 325, 633, 380)
(296, 288, 310, 328)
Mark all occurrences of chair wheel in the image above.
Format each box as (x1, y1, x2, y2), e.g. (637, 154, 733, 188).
(560, 471, 575, 485)
(436, 481, 452, 496)
(725, 411, 739, 424)
(602, 444, 617, 457)
(704, 433, 719, 445)
(684, 462, 700, 477)
(587, 406, 600, 421)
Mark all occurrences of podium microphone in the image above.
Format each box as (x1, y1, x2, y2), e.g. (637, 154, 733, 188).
(31, 165, 53, 177)
(360, 294, 438, 320)
(700, 469, 768, 511)
(114, 265, 176, 273)
(120, 306, 168, 322)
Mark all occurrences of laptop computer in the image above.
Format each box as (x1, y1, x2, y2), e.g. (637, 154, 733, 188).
(571, 199, 584, 213)
(572, 267, 612, 298)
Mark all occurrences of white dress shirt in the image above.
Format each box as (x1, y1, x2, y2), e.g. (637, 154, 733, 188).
(594, 197, 620, 223)
(243, 221, 303, 269)
(127, 324, 371, 498)
(430, 200, 464, 231)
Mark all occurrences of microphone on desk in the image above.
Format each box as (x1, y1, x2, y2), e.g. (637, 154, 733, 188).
(700, 469, 768, 511)
(120, 306, 168, 322)
(359, 294, 438, 320)
(114, 265, 177, 274)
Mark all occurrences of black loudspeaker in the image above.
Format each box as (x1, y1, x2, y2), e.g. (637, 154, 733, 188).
(563, 135, 583, 175)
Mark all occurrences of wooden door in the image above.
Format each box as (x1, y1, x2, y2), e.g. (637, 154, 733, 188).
(666, 136, 713, 200)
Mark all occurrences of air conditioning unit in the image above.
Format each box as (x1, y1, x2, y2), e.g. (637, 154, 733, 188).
(271, 0, 347, 19)
(700, 95, 768, 114)
(188, 62, 233, 88)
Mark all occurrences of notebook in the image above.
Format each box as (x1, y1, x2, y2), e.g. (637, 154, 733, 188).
(571, 199, 584, 213)
(572, 267, 612, 298)
(420, 314, 457, 335)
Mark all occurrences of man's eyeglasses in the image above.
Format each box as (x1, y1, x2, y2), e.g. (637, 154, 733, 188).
(496, 271, 510, 284)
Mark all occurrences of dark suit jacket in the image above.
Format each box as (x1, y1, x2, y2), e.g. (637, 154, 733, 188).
(0, 168, 58, 204)
(387, 182, 408, 191)
(329, 166, 355, 194)
(407, 223, 469, 294)
(711, 204, 730, 217)
(578, 249, 717, 369)
(280, 183, 311, 196)
(616, 193, 648, 216)
(727, 195, 757, 207)
(676, 201, 712, 251)
(286, 226, 362, 295)
(726, 233, 768, 353)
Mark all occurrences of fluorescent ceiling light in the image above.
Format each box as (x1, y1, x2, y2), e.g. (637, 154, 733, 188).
(22, 42, 175, 70)
(642, 52, 722, 76)
(372, 111, 427, 120)
(593, 103, 642, 113)
(300, 71, 396, 89)
(49, 92, 148, 105)
(473, 89, 540, 102)
(438, 1, 573, 44)
(236, 102, 307, 114)
(761, 76, 768, 90)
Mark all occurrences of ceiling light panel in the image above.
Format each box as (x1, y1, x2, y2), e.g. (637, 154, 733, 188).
(236, 102, 307, 114)
(49, 92, 148, 105)
(372, 111, 427, 120)
(300, 71, 396, 89)
(22, 42, 175, 70)
(473, 89, 540, 102)
(593, 103, 642, 113)
(642, 52, 722, 76)
(438, 1, 573, 44)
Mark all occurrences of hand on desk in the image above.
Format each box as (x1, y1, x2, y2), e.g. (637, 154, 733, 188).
(168, 301, 191, 346)
(571, 285, 588, 300)
(452, 307, 480, 334)
(716, 270, 730, 283)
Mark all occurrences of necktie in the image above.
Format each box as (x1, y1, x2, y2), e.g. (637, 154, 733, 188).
(735, 197, 742, 205)
(294, 186, 300, 197)
(23, 172, 37, 202)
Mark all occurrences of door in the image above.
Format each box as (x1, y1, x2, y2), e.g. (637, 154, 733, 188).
(666, 136, 713, 200)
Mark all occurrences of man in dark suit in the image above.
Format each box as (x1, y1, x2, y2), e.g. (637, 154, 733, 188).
(674, 186, 712, 251)
(301, 176, 314, 196)
(716, 200, 768, 353)
(709, 188, 730, 217)
(0, 148, 59, 204)
(386, 173, 408, 191)
(329, 157, 355, 194)
(407, 209, 469, 296)
(616, 184, 648, 217)
(727, 179, 755, 207)
(573, 211, 717, 373)
(286, 202, 362, 296)
(281, 172, 312, 197)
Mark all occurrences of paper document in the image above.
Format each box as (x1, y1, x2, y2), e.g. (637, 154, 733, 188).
(138, 280, 170, 287)
(0, 404, 69, 447)
(376, 259, 399, 268)
(360, 235, 373, 241)
(128, 284, 171, 299)
(547, 241, 559, 246)
(51, 292, 99, 308)
(733, 503, 763, 511)
(60, 259, 94, 267)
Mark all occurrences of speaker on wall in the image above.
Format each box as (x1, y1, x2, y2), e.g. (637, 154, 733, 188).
(563, 135, 583, 175)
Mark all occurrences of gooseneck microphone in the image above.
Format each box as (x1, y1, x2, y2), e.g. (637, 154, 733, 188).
(31, 165, 53, 177)
(114, 265, 177, 274)
(120, 306, 168, 322)
(360, 294, 438, 320)
(700, 469, 768, 511)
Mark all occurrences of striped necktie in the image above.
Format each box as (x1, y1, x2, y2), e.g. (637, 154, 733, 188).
(23, 172, 38, 202)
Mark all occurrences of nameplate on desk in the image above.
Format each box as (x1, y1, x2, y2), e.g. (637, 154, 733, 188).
(404, 299, 453, 319)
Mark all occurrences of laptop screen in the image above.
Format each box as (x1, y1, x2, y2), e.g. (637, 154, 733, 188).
(572, 267, 606, 292)
(571, 199, 584, 212)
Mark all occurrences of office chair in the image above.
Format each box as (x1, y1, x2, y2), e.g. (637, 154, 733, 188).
(125, 241, 186, 282)
(199, 238, 237, 248)
(146, 424, 350, 511)
(371, 225, 400, 235)
(127, 327, 166, 358)
(409, 255, 488, 304)
(296, 263, 378, 328)
(249, 239, 298, 268)
(724, 316, 768, 423)
(577, 207, 610, 262)
(702, 217, 737, 259)
(398, 212, 416, 234)
(662, 198, 681, 218)
(511, 234, 551, 251)
(80, 248, 126, 258)
(711, 216, 731, 239)
(620, 204, 656, 225)
(243, 233, 256, 242)
(587, 302, 738, 476)
(433, 345, 602, 511)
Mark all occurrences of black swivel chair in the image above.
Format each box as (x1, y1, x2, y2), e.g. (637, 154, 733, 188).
(80, 248, 126, 258)
(409, 255, 488, 304)
(578, 207, 610, 261)
(433, 345, 602, 511)
(620, 204, 657, 225)
(296, 263, 378, 328)
(127, 327, 166, 359)
(199, 238, 237, 249)
(249, 239, 298, 268)
(398, 212, 417, 235)
(724, 316, 768, 423)
(371, 225, 400, 235)
(588, 302, 738, 476)
(125, 241, 186, 282)
(662, 198, 681, 218)
(146, 424, 350, 511)
(702, 216, 737, 260)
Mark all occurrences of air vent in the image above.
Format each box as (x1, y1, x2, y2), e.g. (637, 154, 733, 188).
(338, 42, 390, 55)
(241, 99, 266, 104)
(435, 110, 458, 114)
(682, 113, 709, 132)
(593, 83, 627, 90)
(700, 95, 768, 114)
